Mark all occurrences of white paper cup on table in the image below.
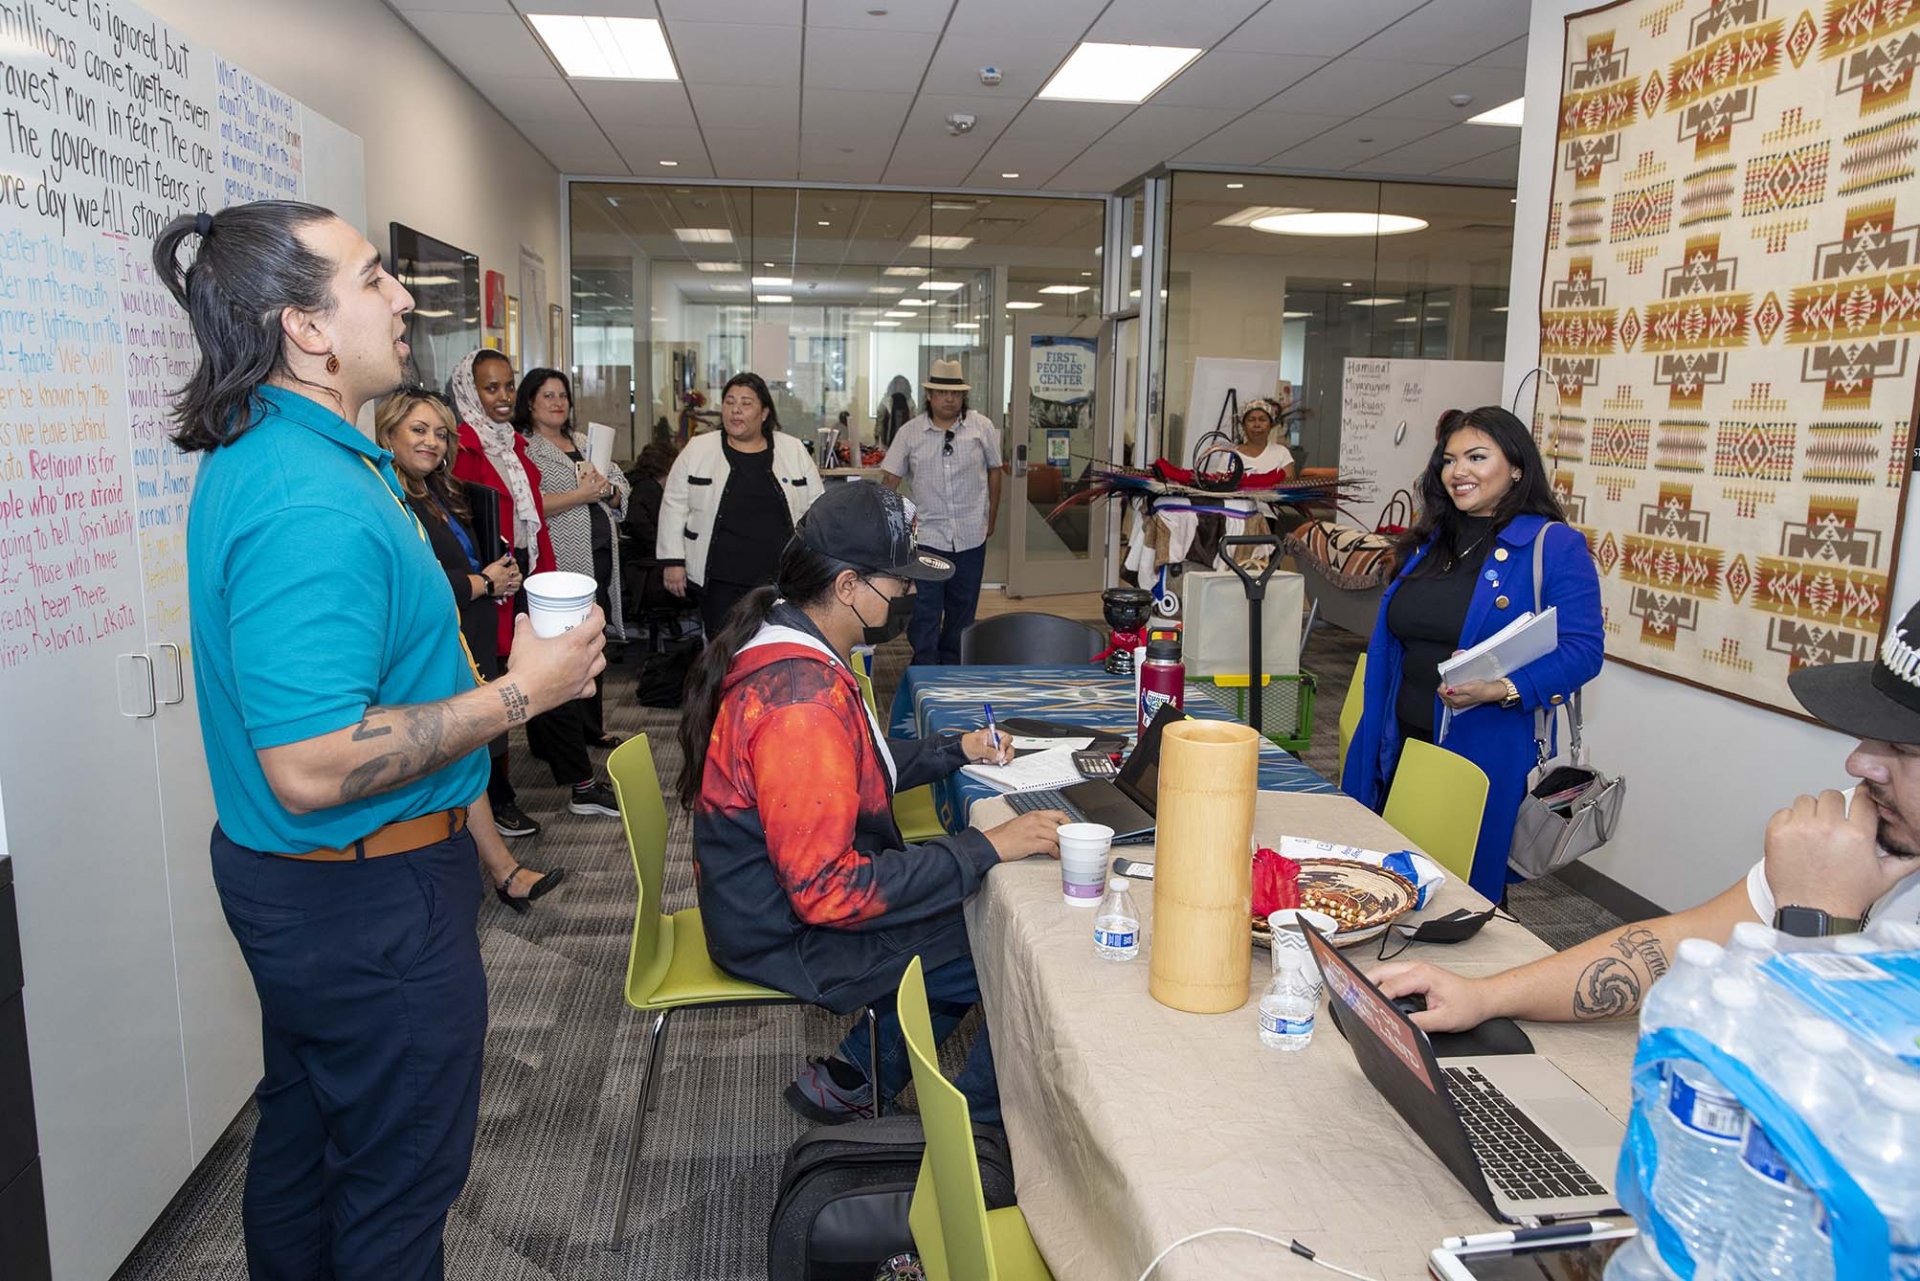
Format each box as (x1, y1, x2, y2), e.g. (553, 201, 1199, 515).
(1266, 908, 1338, 975)
(1058, 822, 1114, 907)
(524, 571, 598, 638)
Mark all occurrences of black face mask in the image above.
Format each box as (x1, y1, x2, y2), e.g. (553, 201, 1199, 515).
(854, 578, 914, 647)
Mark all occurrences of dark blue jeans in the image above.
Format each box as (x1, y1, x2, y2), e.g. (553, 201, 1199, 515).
(211, 823, 487, 1281)
(907, 542, 987, 666)
(835, 952, 999, 1123)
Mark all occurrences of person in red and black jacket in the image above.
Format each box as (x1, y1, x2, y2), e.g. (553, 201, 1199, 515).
(675, 482, 1066, 1125)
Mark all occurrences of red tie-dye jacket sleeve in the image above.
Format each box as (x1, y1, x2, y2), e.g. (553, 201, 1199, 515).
(746, 680, 994, 928)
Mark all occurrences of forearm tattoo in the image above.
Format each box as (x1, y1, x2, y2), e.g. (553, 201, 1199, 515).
(336, 701, 469, 804)
(1571, 925, 1671, 1020)
(498, 681, 530, 725)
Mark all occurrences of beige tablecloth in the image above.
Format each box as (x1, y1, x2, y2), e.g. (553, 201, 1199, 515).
(964, 790, 1638, 1281)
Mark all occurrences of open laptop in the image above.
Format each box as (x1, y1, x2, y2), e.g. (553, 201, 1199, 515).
(1304, 928, 1624, 1224)
(1000, 702, 1183, 844)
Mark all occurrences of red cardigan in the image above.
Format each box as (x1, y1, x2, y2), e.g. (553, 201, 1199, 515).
(453, 421, 555, 656)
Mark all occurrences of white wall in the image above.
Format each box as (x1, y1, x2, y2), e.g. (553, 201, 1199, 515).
(1503, 0, 1918, 912)
(146, 0, 563, 318)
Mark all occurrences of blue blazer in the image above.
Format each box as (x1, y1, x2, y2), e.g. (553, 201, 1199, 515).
(1340, 515, 1604, 900)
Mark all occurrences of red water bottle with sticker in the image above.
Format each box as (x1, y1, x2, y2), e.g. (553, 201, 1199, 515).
(1137, 637, 1185, 737)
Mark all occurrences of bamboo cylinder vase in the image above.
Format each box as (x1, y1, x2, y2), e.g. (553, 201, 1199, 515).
(1147, 720, 1260, 1014)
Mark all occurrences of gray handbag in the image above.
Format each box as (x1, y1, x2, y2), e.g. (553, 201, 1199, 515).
(1506, 528, 1626, 880)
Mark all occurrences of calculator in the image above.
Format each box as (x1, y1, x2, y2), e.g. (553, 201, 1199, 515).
(1072, 750, 1119, 779)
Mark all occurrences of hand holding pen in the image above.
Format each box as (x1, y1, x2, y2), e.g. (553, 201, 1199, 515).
(963, 702, 1015, 765)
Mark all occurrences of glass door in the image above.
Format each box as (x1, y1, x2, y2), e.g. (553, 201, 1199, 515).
(1005, 315, 1105, 597)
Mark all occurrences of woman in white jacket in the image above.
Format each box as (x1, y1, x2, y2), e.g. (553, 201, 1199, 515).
(660, 372, 825, 637)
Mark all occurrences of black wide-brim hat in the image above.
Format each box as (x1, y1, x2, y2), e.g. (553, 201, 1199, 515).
(1789, 602, 1920, 744)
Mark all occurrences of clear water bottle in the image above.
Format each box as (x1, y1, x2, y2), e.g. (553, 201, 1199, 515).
(1602, 1234, 1676, 1280)
(1648, 977, 1758, 1268)
(1092, 878, 1140, 962)
(1832, 1072, 1920, 1279)
(1725, 920, 1780, 969)
(1719, 1122, 1834, 1281)
(1641, 938, 1726, 1033)
(1258, 952, 1318, 1051)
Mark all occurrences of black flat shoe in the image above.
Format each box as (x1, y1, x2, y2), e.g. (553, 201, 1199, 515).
(496, 865, 567, 914)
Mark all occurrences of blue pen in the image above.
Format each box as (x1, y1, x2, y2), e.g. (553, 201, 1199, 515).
(983, 702, 1001, 755)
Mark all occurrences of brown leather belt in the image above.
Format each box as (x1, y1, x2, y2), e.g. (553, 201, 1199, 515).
(277, 807, 469, 862)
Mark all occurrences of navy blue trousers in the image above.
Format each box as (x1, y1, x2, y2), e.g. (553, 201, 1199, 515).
(908, 542, 987, 666)
(835, 952, 1000, 1123)
(211, 824, 487, 1281)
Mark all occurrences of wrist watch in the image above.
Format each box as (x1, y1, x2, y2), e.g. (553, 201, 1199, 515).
(1773, 905, 1864, 937)
(1499, 678, 1521, 708)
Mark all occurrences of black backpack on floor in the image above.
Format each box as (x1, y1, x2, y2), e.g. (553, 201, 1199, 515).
(765, 1115, 1017, 1281)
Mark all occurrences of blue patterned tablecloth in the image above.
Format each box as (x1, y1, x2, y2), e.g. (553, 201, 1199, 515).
(887, 664, 1335, 832)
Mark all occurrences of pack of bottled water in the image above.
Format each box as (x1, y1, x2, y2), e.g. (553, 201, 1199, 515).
(1605, 918, 1920, 1280)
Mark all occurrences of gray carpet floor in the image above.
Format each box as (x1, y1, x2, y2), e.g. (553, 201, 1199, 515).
(112, 616, 1623, 1281)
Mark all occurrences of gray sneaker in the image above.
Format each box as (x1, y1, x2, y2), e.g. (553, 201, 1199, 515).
(568, 781, 620, 817)
(783, 1057, 874, 1125)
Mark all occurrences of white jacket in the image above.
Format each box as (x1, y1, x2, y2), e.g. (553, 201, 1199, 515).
(657, 430, 824, 586)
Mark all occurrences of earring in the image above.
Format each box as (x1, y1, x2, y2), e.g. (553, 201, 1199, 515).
(325, 353, 341, 375)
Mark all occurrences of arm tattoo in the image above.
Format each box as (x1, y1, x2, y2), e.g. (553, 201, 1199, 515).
(1572, 957, 1642, 1019)
(497, 681, 530, 725)
(1612, 926, 1670, 980)
(333, 701, 486, 805)
(350, 716, 392, 741)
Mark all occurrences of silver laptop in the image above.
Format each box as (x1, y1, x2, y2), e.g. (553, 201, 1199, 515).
(1306, 928, 1624, 1223)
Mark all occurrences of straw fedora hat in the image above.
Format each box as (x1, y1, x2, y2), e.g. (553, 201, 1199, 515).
(922, 359, 970, 392)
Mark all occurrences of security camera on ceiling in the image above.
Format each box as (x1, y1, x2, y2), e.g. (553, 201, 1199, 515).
(946, 113, 977, 135)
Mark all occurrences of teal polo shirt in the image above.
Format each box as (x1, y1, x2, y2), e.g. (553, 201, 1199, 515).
(187, 385, 489, 853)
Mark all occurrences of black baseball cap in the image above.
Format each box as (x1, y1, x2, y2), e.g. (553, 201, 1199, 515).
(1789, 598, 1920, 744)
(798, 482, 954, 581)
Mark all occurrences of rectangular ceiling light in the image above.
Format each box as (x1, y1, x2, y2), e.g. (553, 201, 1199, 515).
(1468, 97, 1525, 126)
(675, 228, 733, 244)
(758, 294, 792, 303)
(954, 322, 979, 330)
(1037, 284, 1089, 295)
(873, 320, 902, 327)
(1350, 297, 1402, 307)
(527, 15, 680, 81)
(868, 285, 907, 294)
(752, 275, 792, 287)
(1005, 301, 1043, 310)
(910, 235, 974, 250)
(1214, 206, 1312, 228)
(917, 281, 964, 291)
(1037, 41, 1201, 104)
(883, 310, 914, 317)
(885, 266, 932, 276)
(899, 298, 936, 306)
(695, 261, 741, 272)
(711, 284, 746, 292)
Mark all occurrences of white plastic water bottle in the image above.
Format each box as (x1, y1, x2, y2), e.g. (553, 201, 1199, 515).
(1092, 878, 1140, 962)
(1725, 920, 1780, 969)
(1648, 977, 1758, 1268)
(1258, 951, 1318, 1051)
(1720, 1121, 1835, 1281)
(1641, 938, 1726, 1033)
(1831, 1072, 1920, 1279)
(1602, 1234, 1676, 1280)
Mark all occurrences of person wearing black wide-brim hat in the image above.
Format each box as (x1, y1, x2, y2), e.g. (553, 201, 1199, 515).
(1362, 599, 1920, 1034)
(879, 359, 1003, 665)
(673, 481, 1068, 1125)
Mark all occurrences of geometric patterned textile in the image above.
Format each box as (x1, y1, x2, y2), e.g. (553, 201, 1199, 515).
(1537, 0, 1918, 715)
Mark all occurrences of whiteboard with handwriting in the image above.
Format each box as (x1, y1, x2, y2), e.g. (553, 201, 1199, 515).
(0, 1, 365, 1273)
(1339, 358, 1504, 529)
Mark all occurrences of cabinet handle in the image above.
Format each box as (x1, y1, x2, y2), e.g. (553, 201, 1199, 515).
(119, 652, 157, 719)
(152, 641, 185, 705)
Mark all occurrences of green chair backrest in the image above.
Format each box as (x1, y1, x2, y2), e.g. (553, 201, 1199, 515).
(1337, 652, 1367, 781)
(607, 735, 673, 1006)
(851, 660, 879, 719)
(900, 956, 994, 1281)
(1382, 737, 1490, 886)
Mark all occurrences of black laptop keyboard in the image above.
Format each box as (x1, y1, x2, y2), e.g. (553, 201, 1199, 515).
(1006, 789, 1082, 819)
(1443, 1066, 1609, 1203)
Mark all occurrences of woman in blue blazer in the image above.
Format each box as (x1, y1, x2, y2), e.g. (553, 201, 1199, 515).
(1341, 406, 1603, 901)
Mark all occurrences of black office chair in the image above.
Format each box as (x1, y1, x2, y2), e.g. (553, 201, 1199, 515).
(959, 613, 1105, 666)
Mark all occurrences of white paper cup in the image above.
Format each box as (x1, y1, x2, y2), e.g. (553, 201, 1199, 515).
(1058, 822, 1114, 907)
(1267, 908, 1339, 974)
(524, 571, 598, 638)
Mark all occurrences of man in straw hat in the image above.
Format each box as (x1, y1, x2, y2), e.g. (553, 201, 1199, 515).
(880, 359, 1002, 665)
(1373, 597, 1920, 1031)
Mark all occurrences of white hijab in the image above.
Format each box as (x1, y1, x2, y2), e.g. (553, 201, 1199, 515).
(450, 350, 543, 549)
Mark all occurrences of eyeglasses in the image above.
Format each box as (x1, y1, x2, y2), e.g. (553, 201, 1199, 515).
(399, 384, 450, 405)
(1374, 904, 1508, 962)
(942, 429, 955, 456)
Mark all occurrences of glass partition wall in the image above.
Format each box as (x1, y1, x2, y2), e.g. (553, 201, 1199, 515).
(567, 184, 1106, 586)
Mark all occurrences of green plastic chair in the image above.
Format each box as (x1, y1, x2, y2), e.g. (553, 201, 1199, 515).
(1382, 737, 1490, 886)
(1336, 652, 1367, 782)
(605, 734, 880, 1246)
(898, 956, 1053, 1281)
(849, 650, 948, 842)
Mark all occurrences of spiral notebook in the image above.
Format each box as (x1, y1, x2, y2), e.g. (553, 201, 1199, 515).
(961, 746, 1085, 793)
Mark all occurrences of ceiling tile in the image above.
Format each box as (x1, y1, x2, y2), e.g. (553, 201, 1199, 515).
(996, 100, 1132, 148)
(702, 128, 799, 178)
(1346, 0, 1530, 64)
(945, 0, 1104, 38)
(1368, 59, 1525, 121)
(919, 33, 1079, 98)
(1174, 111, 1348, 163)
(1258, 56, 1454, 116)
(516, 119, 628, 173)
(1359, 122, 1513, 172)
(897, 91, 1023, 141)
(796, 161, 890, 183)
(572, 79, 697, 131)
(802, 132, 895, 166)
(688, 82, 800, 130)
(479, 75, 586, 123)
(657, 0, 799, 20)
(808, 0, 954, 32)
(393, 0, 513, 12)
(1152, 50, 1327, 111)
(1047, 157, 1149, 192)
(1477, 36, 1529, 70)
(1085, 0, 1268, 48)
(1096, 105, 1242, 154)
(1268, 115, 1443, 167)
(801, 88, 915, 135)
(667, 20, 803, 86)
(401, 12, 551, 77)
(803, 28, 939, 93)
(1224, 0, 1429, 58)
(1436, 144, 1519, 179)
